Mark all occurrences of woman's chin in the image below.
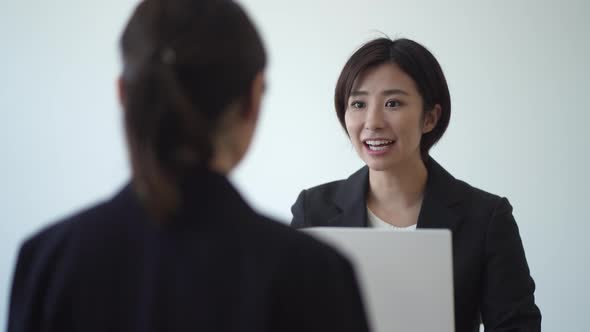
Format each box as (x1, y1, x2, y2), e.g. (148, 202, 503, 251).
(363, 158, 399, 172)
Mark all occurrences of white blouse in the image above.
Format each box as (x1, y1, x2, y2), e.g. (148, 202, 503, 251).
(366, 207, 417, 231)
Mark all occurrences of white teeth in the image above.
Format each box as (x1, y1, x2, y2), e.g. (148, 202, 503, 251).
(368, 145, 388, 151)
(365, 139, 393, 146)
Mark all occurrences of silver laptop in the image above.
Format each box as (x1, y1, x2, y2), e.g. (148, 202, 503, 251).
(304, 228, 454, 332)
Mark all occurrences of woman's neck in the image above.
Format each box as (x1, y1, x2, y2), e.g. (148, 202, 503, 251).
(368, 156, 428, 210)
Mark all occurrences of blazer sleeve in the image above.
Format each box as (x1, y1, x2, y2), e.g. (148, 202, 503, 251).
(290, 190, 307, 228)
(270, 247, 371, 332)
(8, 224, 74, 332)
(8, 238, 43, 332)
(480, 197, 541, 330)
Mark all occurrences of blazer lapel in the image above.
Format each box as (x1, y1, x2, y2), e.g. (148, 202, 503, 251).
(417, 159, 463, 232)
(327, 167, 370, 227)
(325, 159, 464, 231)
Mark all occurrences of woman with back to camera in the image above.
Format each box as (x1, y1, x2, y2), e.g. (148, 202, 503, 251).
(7, 1, 370, 331)
(291, 37, 541, 332)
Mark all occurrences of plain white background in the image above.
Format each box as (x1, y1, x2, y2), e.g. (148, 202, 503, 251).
(1, 0, 588, 330)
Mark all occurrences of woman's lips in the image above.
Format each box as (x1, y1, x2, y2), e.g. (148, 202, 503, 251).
(363, 139, 395, 155)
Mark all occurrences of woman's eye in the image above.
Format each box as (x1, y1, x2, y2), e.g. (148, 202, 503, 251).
(350, 101, 365, 109)
(385, 100, 401, 108)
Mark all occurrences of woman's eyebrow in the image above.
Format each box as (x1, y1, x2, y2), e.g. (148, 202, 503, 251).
(350, 89, 409, 97)
(382, 89, 409, 96)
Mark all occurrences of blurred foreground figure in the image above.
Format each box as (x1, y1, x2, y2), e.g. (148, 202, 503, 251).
(7, 1, 370, 331)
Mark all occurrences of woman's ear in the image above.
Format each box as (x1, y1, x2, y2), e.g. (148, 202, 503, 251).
(243, 71, 265, 122)
(117, 76, 127, 109)
(422, 104, 441, 134)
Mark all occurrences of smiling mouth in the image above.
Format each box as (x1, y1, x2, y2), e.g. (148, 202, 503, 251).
(363, 139, 395, 151)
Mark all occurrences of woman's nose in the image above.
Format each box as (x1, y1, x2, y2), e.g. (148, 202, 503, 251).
(364, 106, 385, 130)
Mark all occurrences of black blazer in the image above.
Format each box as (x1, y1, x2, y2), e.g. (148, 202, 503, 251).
(291, 159, 541, 332)
(8, 169, 370, 332)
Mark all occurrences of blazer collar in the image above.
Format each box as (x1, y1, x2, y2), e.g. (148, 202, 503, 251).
(329, 167, 370, 227)
(328, 158, 464, 231)
(113, 167, 255, 228)
(416, 158, 463, 231)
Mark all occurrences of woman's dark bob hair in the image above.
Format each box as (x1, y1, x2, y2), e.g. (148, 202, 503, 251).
(334, 38, 451, 158)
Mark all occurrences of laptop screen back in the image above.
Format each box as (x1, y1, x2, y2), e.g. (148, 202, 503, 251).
(304, 228, 455, 332)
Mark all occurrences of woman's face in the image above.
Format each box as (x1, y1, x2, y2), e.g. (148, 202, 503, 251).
(344, 62, 436, 172)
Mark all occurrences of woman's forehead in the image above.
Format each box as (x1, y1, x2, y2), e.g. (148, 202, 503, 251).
(351, 63, 417, 95)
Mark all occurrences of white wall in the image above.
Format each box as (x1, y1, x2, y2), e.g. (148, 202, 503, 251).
(1, 0, 588, 330)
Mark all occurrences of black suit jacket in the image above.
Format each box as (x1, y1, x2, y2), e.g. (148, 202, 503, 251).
(291, 159, 541, 332)
(8, 169, 370, 332)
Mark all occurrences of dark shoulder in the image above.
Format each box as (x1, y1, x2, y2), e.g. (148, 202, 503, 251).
(301, 179, 346, 203)
(291, 179, 346, 228)
(455, 178, 503, 204)
(450, 177, 512, 223)
(302, 166, 366, 197)
(13, 195, 122, 289)
(243, 213, 349, 263)
(20, 195, 117, 253)
(18, 184, 140, 268)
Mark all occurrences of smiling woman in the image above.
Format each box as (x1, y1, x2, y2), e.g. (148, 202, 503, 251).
(291, 38, 542, 332)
